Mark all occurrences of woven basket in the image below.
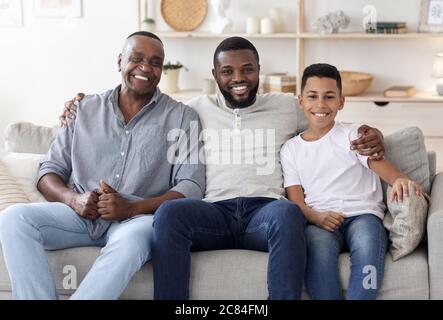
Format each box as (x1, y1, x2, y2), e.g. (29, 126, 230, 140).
(161, 0, 207, 31)
(340, 71, 373, 96)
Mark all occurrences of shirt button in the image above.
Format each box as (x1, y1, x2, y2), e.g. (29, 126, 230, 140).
(121, 152, 125, 157)
(116, 174, 120, 179)
(126, 130, 130, 135)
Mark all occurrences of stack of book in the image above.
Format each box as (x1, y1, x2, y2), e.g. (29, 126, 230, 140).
(366, 22, 408, 34)
(384, 86, 416, 98)
(262, 73, 297, 94)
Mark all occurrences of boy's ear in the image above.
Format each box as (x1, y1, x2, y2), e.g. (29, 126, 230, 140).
(297, 95, 304, 109)
(338, 95, 345, 110)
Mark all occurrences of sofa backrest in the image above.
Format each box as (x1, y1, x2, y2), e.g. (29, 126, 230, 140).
(3, 122, 437, 194)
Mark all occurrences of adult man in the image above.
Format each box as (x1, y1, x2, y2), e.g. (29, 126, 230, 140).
(0, 31, 205, 300)
(60, 37, 384, 300)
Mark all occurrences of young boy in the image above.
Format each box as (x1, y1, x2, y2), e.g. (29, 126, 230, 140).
(280, 63, 423, 300)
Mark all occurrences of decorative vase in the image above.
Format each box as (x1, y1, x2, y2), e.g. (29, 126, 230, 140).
(142, 21, 156, 32)
(158, 69, 180, 93)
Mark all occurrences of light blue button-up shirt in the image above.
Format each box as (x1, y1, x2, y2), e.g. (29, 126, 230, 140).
(38, 85, 205, 238)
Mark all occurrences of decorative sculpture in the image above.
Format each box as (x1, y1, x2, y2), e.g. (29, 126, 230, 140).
(313, 10, 350, 34)
(210, 0, 232, 34)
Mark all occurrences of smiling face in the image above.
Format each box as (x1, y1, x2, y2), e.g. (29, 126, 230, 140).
(299, 76, 345, 132)
(212, 49, 260, 109)
(118, 35, 164, 99)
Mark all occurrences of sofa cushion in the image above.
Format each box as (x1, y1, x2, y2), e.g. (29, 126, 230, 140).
(0, 159, 29, 212)
(0, 247, 429, 299)
(4, 122, 58, 155)
(0, 153, 46, 203)
(383, 183, 429, 261)
(384, 127, 430, 196)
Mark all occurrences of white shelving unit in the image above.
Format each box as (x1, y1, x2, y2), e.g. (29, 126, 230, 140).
(138, 0, 443, 103)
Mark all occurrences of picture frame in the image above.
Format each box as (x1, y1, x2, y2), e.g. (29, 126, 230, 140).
(34, 0, 82, 18)
(0, 0, 23, 27)
(419, 0, 443, 32)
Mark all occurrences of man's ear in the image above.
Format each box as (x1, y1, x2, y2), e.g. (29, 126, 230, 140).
(117, 53, 122, 72)
(212, 68, 216, 79)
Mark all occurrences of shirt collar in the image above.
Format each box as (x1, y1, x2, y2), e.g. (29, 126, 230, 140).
(216, 93, 260, 114)
(110, 85, 162, 126)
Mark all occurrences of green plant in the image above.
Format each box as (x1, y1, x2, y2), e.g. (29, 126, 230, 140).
(163, 61, 188, 71)
(142, 18, 155, 24)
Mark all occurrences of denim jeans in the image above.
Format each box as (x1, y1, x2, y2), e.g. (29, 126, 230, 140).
(305, 214, 388, 300)
(0, 202, 154, 300)
(152, 197, 306, 300)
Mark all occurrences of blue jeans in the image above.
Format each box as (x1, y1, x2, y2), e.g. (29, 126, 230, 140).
(0, 202, 154, 300)
(305, 214, 388, 300)
(152, 197, 306, 300)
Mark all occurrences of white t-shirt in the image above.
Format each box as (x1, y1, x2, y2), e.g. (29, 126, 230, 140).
(280, 122, 385, 219)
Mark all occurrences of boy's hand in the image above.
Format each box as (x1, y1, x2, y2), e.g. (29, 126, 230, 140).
(390, 178, 422, 203)
(351, 125, 384, 160)
(59, 93, 85, 127)
(312, 211, 346, 233)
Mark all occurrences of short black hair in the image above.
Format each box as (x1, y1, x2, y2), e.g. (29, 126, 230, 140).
(213, 37, 259, 68)
(301, 63, 342, 94)
(127, 31, 163, 44)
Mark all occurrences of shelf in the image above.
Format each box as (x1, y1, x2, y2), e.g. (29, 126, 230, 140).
(168, 90, 443, 103)
(155, 31, 443, 40)
(345, 92, 443, 103)
(299, 32, 443, 39)
(155, 31, 299, 38)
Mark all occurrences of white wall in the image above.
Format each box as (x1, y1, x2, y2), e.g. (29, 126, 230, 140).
(0, 0, 138, 143)
(1, 0, 442, 143)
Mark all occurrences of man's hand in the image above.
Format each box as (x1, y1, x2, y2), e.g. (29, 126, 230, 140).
(70, 191, 100, 220)
(390, 178, 422, 203)
(351, 125, 385, 161)
(59, 93, 85, 127)
(97, 180, 136, 221)
(312, 211, 346, 233)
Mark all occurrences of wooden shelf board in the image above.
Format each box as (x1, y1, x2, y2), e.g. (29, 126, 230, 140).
(155, 31, 443, 39)
(169, 90, 443, 103)
(345, 92, 443, 102)
(155, 32, 299, 39)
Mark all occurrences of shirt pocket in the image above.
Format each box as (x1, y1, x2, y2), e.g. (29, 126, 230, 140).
(133, 125, 168, 166)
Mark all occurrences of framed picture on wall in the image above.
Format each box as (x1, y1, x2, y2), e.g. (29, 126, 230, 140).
(34, 0, 82, 18)
(0, 0, 23, 27)
(419, 0, 443, 32)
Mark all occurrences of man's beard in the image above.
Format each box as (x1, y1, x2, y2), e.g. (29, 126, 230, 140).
(218, 81, 260, 109)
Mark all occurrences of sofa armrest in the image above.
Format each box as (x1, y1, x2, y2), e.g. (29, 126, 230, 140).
(427, 172, 443, 299)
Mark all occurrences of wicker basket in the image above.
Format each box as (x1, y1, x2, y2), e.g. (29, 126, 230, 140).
(340, 71, 373, 96)
(161, 0, 207, 31)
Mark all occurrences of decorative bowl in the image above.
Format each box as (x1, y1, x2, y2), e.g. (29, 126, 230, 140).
(340, 71, 373, 96)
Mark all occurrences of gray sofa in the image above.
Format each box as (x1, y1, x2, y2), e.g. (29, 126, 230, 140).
(0, 122, 442, 300)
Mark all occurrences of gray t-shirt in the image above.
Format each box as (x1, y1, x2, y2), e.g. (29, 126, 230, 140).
(38, 86, 205, 238)
(188, 93, 307, 202)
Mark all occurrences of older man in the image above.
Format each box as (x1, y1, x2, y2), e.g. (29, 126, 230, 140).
(0, 31, 205, 300)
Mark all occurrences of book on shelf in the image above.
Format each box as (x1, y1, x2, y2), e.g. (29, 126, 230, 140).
(261, 73, 297, 94)
(383, 86, 416, 98)
(366, 22, 408, 34)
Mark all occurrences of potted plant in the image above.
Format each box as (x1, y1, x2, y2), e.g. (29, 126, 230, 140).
(159, 61, 188, 93)
(142, 18, 156, 32)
